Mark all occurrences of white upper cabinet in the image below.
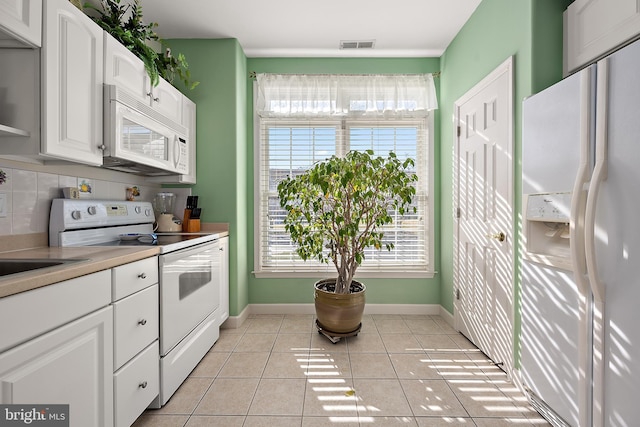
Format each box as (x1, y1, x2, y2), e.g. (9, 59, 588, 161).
(0, 0, 42, 47)
(565, 0, 640, 74)
(104, 32, 182, 125)
(152, 78, 183, 124)
(42, 0, 104, 165)
(103, 32, 148, 103)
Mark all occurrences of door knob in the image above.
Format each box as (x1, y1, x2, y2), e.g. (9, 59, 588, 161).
(487, 232, 506, 242)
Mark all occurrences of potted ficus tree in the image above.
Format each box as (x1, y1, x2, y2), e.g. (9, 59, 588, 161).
(277, 150, 418, 340)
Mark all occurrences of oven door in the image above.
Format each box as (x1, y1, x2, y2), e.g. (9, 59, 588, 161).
(159, 240, 220, 355)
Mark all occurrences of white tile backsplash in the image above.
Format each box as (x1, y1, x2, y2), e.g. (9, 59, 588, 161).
(58, 175, 77, 188)
(0, 160, 166, 237)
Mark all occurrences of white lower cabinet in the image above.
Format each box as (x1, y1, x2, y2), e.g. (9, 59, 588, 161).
(219, 236, 229, 323)
(114, 341, 159, 427)
(0, 306, 114, 427)
(111, 257, 159, 427)
(0, 256, 161, 427)
(113, 284, 158, 370)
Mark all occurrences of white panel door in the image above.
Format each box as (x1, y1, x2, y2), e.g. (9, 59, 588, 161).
(454, 57, 513, 373)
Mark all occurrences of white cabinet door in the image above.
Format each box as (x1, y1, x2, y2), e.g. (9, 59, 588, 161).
(0, 307, 114, 427)
(104, 32, 148, 104)
(42, 0, 103, 166)
(0, 0, 42, 47)
(219, 236, 229, 323)
(104, 32, 183, 124)
(565, 0, 640, 74)
(153, 78, 183, 124)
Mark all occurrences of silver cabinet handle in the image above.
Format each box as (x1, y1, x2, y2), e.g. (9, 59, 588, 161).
(139, 381, 148, 389)
(153, 97, 159, 102)
(138, 319, 147, 326)
(138, 273, 147, 279)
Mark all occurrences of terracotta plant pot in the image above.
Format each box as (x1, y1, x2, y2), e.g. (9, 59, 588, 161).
(314, 278, 366, 334)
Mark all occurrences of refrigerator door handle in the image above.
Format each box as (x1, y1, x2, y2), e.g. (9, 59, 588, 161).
(570, 67, 593, 298)
(569, 65, 595, 427)
(585, 58, 608, 305)
(586, 57, 609, 427)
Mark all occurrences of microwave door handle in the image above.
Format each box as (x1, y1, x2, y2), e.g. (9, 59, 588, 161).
(173, 135, 181, 168)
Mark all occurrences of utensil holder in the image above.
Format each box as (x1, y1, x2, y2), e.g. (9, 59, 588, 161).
(182, 209, 192, 232)
(186, 219, 201, 233)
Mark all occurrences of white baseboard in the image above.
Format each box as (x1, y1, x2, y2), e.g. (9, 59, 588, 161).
(220, 305, 250, 329)
(438, 306, 455, 328)
(223, 303, 445, 328)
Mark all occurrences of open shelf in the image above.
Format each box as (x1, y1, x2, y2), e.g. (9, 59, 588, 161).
(0, 123, 30, 137)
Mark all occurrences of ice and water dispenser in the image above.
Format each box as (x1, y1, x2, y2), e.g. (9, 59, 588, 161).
(523, 192, 572, 266)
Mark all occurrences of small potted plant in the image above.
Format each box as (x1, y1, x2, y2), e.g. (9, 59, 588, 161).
(277, 150, 418, 340)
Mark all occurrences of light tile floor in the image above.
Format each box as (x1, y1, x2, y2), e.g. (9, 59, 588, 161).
(133, 314, 551, 426)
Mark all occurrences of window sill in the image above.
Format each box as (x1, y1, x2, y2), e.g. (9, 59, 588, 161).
(253, 270, 436, 279)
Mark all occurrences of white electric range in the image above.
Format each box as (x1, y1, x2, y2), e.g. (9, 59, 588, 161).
(49, 198, 223, 407)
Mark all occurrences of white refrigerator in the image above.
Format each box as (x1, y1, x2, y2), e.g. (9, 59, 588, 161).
(521, 37, 640, 427)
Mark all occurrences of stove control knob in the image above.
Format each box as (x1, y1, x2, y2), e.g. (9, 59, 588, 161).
(144, 208, 152, 217)
(135, 206, 142, 214)
(71, 210, 81, 220)
(87, 206, 97, 215)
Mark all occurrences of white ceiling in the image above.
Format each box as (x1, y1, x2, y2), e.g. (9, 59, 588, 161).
(136, 0, 482, 58)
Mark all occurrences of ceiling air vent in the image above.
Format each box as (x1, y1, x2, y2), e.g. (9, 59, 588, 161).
(340, 40, 376, 50)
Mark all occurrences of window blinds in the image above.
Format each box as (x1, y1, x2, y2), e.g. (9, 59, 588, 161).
(255, 74, 436, 275)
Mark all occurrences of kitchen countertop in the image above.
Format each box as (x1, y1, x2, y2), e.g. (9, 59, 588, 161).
(0, 223, 230, 299)
(0, 246, 160, 299)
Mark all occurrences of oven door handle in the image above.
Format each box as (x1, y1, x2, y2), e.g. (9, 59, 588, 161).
(160, 240, 219, 265)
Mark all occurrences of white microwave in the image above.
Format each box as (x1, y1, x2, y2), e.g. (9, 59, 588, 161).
(103, 85, 189, 176)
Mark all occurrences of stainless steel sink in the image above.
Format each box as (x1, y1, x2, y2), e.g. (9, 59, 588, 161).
(0, 259, 87, 277)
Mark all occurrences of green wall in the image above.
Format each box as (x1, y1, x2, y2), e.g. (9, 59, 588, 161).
(437, 0, 569, 362)
(167, 0, 569, 321)
(246, 58, 443, 306)
(166, 39, 250, 317)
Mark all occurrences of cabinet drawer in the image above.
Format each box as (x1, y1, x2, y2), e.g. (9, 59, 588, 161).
(114, 340, 159, 427)
(0, 270, 111, 352)
(113, 284, 158, 370)
(112, 257, 158, 301)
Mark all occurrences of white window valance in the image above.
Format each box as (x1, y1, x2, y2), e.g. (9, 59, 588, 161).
(255, 73, 438, 118)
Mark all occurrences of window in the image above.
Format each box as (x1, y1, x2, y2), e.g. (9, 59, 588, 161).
(254, 74, 437, 277)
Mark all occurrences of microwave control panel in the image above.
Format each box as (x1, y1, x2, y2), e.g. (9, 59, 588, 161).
(176, 137, 188, 173)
